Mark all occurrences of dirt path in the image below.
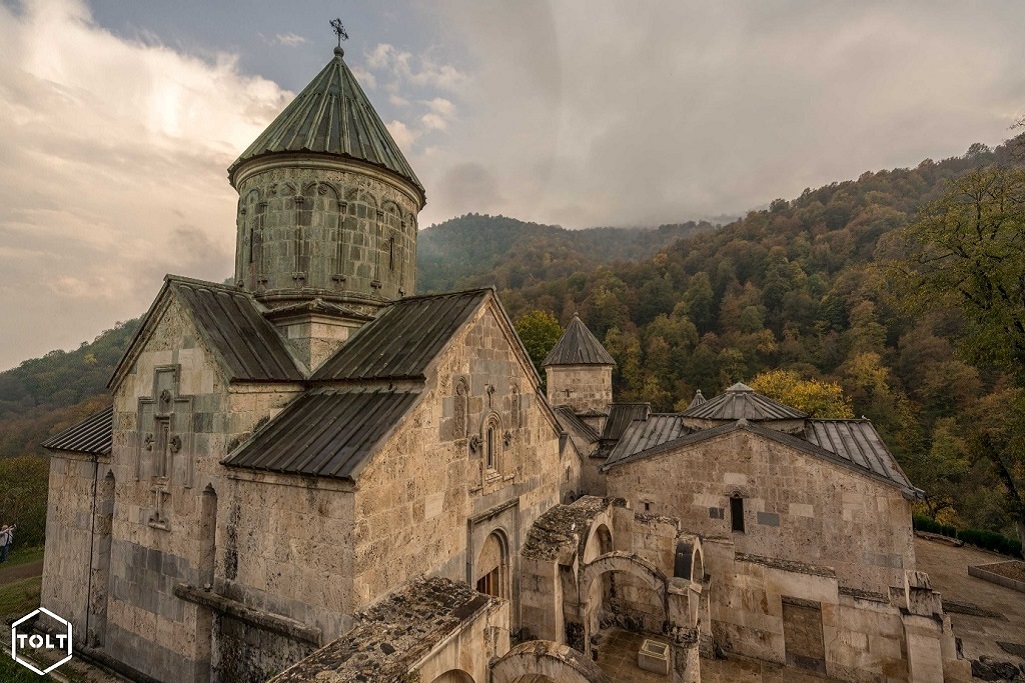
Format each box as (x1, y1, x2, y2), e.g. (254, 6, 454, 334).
(914, 537, 1025, 667)
(0, 559, 43, 584)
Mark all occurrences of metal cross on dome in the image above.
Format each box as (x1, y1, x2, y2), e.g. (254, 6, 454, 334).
(330, 18, 349, 47)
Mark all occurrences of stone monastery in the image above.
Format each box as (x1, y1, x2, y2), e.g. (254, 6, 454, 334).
(40, 40, 973, 683)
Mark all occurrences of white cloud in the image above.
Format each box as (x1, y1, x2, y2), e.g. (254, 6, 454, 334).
(404, 1, 1025, 229)
(273, 32, 305, 47)
(350, 65, 377, 90)
(386, 119, 418, 151)
(364, 42, 467, 92)
(0, 0, 291, 369)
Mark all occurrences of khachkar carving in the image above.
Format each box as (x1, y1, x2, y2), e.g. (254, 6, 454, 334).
(136, 365, 193, 530)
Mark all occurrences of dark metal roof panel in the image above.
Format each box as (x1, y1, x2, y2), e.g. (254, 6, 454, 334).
(42, 406, 113, 455)
(223, 388, 420, 480)
(599, 403, 651, 441)
(805, 420, 914, 490)
(681, 382, 807, 420)
(312, 289, 489, 381)
(229, 50, 423, 195)
(168, 278, 304, 382)
(542, 315, 615, 367)
(606, 414, 688, 466)
(553, 406, 600, 442)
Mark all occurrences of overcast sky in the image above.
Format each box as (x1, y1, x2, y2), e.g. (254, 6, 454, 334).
(2, 0, 1025, 371)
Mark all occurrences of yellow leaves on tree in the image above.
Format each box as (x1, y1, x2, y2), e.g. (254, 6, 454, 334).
(749, 369, 854, 419)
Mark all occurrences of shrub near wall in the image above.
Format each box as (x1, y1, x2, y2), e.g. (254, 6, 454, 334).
(913, 514, 1023, 558)
(0, 455, 49, 548)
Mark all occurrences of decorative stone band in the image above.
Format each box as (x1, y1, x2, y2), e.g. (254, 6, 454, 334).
(173, 584, 322, 646)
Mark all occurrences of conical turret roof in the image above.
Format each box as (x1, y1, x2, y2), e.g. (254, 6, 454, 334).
(542, 314, 616, 367)
(228, 47, 424, 199)
(680, 382, 807, 421)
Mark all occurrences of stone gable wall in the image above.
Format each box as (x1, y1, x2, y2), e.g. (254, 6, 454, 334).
(100, 296, 304, 680)
(606, 429, 915, 592)
(352, 300, 562, 625)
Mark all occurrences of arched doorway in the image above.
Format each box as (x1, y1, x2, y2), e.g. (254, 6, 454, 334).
(475, 530, 509, 599)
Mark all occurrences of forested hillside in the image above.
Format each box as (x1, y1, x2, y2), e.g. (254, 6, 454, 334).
(418, 214, 716, 292)
(2, 137, 1023, 546)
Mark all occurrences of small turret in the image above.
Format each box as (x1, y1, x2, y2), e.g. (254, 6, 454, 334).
(543, 315, 615, 423)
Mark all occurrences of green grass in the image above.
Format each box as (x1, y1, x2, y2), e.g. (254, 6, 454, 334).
(0, 576, 41, 619)
(0, 649, 54, 681)
(2, 546, 45, 570)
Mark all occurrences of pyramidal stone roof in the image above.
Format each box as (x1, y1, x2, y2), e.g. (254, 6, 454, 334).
(228, 47, 424, 197)
(680, 382, 807, 421)
(542, 314, 615, 367)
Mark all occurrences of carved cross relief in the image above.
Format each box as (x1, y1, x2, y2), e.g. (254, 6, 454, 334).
(136, 365, 193, 530)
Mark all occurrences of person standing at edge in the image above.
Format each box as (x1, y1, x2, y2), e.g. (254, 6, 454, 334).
(0, 525, 9, 563)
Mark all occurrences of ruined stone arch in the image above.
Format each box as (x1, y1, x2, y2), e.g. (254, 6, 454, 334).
(583, 523, 614, 564)
(578, 551, 670, 654)
(674, 538, 703, 581)
(491, 641, 612, 683)
(580, 551, 668, 601)
(428, 669, 475, 683)
(475, 528, 509, 599)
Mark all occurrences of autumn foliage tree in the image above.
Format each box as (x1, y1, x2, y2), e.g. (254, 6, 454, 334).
(749, 369, 854, 418)
(894, 164, 1025, 547)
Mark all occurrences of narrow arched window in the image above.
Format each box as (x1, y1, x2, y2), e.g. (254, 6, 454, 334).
(486, 425, 496, 470)
(730, 494, 745, 533)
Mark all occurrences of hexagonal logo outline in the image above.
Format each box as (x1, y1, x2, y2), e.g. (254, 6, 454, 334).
(10, 607, 73, 675)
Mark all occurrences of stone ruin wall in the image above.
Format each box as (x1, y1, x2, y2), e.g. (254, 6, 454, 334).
(606, 428, 915, 593)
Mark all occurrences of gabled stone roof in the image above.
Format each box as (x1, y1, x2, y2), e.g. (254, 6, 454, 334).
(553, 406, 601, 442)
(312, 289, 490, 381)
(109, 276, 306, 390)
(228, 48, 424, 199)
(602, 418, 920, 496)
(542, 314, 615, 367)
(41, 406, 112, 456)
(680, 382, 807, 421)
(222, 387, 421, 481)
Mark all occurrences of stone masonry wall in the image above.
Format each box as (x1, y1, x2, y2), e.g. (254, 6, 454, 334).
(546, 365, 612, 415)
(216, 473, 356, 643)
(606, 429, 915, 592)
(234, 164, 419, 302)
(352, 299, 563, 625)
(701, 538, 909, 681)
(101, 296, 303, 681)
(40, 453, 113, 645)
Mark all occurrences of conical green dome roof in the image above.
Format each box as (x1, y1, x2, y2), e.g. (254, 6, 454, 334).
(542, 314, 616, 367)
(229, 47, 424, 199)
